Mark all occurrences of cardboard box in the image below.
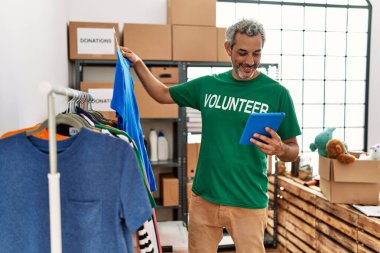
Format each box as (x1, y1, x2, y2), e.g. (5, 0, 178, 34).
(134, 81, 178, 119)
(123, 24, 172, 60)
(151, 67, 179, 84)
(161, 174, 179, 206)
(319, 156, 380, 205)
(187, 182, 193, 208)
(167, 0, 216, 26)
(187, 143, 200, 178)
(172, 25, 217, 62)
(69, 21, 119, 60)
(80, 82, 116, 121)
(217, 28, 230, 62)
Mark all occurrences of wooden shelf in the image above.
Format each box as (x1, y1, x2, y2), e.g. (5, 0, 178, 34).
(154, 198, 180, 209)
(268, 175, 380, 252)
(151, 160, 180, 168)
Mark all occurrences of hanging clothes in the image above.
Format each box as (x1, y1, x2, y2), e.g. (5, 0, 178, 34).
(97, 124, 156, 208)
(136, 214, 163, 253)
(1, 123, 68, 140)
(138, 223, 155, 253)
(0, 128, 152, 253)
(111, 49, 156, 192)
(96, 125, 162, 253)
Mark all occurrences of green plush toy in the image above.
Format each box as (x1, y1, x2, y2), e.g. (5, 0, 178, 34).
(309, 128, 335, 157)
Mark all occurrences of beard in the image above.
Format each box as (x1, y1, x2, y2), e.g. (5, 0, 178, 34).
(234, 63, 260, 80)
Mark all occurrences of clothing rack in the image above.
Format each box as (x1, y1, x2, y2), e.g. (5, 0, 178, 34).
(40, 82, 93, 253)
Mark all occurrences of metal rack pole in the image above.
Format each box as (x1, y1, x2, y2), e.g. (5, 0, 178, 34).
(47, 89, 62, 253)
(40, 83, 93, 253)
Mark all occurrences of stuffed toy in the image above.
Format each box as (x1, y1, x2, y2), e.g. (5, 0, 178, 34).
(359, 143, 380, 160)
(326, 139, 356, 164)
(369, 143, 380, 160)
(310, 128, 335, 157)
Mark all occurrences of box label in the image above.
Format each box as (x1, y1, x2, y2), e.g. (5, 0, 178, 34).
(88, 88, 113, 111)
(77, 28, 115, 55)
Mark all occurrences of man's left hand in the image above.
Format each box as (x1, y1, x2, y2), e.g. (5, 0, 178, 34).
(249, 127, 285, 156)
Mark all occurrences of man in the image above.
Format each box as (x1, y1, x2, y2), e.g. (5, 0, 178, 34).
(121, 19, 301, 253)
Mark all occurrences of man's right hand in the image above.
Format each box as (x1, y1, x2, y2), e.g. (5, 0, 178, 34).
(120, 46, 141, 66)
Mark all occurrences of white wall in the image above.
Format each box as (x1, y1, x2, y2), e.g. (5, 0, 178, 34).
(68, 0, 167, 28)
(368, 1, 380, 147)
(0, 0, 69, 135)
(0, 0, 166, 135)
(0, 0, 379, 148)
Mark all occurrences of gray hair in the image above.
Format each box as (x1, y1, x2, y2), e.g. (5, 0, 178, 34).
(226, 19, 266, 48)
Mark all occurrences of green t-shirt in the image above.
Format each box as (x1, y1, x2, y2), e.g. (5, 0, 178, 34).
(169, 70, 301, 209)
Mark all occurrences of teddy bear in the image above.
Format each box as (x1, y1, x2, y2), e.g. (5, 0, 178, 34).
(310, 128, 335, 157)
(326, 139, 356, 164)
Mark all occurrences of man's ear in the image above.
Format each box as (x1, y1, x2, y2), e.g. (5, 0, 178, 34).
(224, 41, 232, 56)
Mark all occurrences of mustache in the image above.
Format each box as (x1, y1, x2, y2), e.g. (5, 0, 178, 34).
(238, 63, 260, 69)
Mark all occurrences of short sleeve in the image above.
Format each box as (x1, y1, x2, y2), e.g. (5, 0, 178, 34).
(169, 76, 206, 110)
(120, 144, 152, 233)
(277, 88, 302, 140)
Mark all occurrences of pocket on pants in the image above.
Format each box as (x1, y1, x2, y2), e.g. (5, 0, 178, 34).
(64, 199, 103, 253)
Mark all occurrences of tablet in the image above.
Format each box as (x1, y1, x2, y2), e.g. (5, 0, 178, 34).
(239, 112, 286, 145)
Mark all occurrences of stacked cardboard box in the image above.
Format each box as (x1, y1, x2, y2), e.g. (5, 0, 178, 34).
(186, 143, 200, 178)
(167, 0, 216, 26)
(186, 182, 193, 209)
(69, 1, 229, 62)
(186, 143, 200, 208)
(172, 25, 217, 62)
(68, 21, 119, 60)
(134, 66, 179, 119)
(217, 28, 230, 62)
(169, 0, 223, 62)
(151, 67, 179, 84)
(123, 24, 172, 61)
(161, 173, 179, 206)
(80, 82, 116, 120)
(122, 0, 228, 62)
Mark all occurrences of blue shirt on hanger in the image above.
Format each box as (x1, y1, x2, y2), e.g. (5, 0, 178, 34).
(0, 129, 152, 253)
(111, 49, 156, 192)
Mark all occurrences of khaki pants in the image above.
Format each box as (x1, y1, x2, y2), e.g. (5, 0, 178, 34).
(188, 193, 267, 253)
